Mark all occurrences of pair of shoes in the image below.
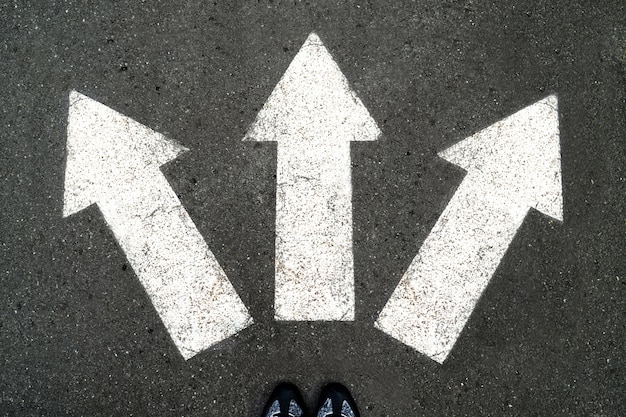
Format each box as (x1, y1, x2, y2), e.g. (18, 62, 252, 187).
(262, 382, 359, 417)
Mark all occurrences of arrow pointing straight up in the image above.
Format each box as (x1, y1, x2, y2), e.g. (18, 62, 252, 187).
(64, 91, 252, 359)
(244, 33, 380, 320)
(375, 95, 563, 363)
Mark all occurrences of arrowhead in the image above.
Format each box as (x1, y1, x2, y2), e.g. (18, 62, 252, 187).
(439, 95, 563, 221)
(244, 33, 380, 143)
(63, 91, 187, 217)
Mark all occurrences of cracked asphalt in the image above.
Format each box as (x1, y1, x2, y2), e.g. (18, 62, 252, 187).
(1, 1, 624, 416)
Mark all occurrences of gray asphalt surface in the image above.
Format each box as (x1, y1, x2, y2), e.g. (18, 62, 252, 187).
(1, 1, 624, 416)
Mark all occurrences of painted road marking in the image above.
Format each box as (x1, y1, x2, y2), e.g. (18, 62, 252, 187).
(375, 95, 563, 363)
(63, 91, 253, 359)
(244, 33, 380, 321)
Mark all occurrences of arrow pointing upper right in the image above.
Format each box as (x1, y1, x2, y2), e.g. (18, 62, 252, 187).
(375, 95, 563, 363)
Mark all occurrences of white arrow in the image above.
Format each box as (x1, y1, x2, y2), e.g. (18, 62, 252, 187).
(375, 95, 563, 363)
(63, 91, 252, 359)
(244, 33, 381, 321)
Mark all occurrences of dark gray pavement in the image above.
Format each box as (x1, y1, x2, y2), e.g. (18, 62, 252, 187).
(1, 1, 624, 416)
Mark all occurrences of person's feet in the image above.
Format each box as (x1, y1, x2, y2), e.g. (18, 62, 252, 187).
(315, 383, 360, 417)
(262, 382, 306, 417)
(261, 382, 359, 417)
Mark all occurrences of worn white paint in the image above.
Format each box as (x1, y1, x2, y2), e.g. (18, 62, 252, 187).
(375, 95, 563, 363)
(244, 33, 380, 320)
(64, 91, 253, 359)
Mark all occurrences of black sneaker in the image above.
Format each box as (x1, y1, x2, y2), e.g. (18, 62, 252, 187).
(315, 383, 360, 417)
(262, 382, 306, 417)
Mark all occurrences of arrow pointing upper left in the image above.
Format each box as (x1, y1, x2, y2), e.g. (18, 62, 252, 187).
(63, 90, 253, 359)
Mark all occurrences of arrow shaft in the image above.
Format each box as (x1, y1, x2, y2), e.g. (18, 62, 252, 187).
(97, 170, 251, 359)
(274, 140, 354, 320)
(376, 174, 529, 363)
